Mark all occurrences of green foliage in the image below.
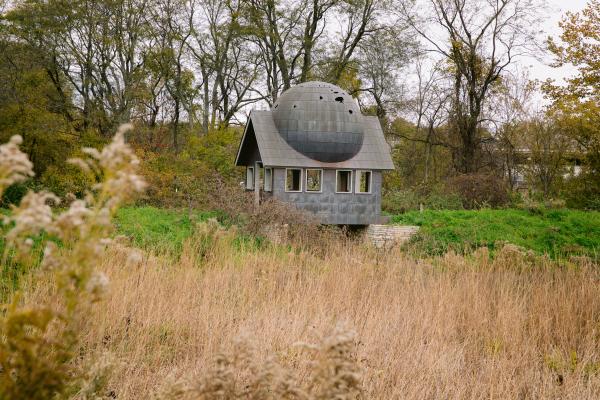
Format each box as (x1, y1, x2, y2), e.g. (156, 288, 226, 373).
(1, 180, 37, 207)
(562, 172, 600, 210)
(114, 207, 218, 255)
(139, 128, 243, 209)
(391, 209, 600, 259)
(186, 128, 242, 180)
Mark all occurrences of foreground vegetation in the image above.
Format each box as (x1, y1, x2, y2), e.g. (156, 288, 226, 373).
(26, 224, 600, 399)
(2, 0, 600, 213)
(392, 209, 600, 258)
(1, 133, 600, 399)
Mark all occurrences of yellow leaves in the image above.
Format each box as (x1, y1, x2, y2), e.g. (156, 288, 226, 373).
(548, 0, 600, 98)
(0, 295, 71, 400)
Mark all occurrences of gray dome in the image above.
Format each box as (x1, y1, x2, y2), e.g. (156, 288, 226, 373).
(272, 81, 364, 163)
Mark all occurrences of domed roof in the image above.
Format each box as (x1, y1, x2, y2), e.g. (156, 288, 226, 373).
(272, 81, 364, 163)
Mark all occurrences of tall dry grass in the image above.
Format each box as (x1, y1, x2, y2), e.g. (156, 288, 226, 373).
(24, 225, 599, 399)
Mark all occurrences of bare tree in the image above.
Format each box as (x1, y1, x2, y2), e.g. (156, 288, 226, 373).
(240, 0, 386, 102)
(353, 25, 418, 119)
(486, 69, 536, 190)
(413, 59, 452, 182)
(401, 0, 544, 173)
(187, 0, 264, 132)
(241, 0, 307, 100)
(326, 0, 383, 83)
(148, 0, 196, 151)
(8, 0, 154, 135)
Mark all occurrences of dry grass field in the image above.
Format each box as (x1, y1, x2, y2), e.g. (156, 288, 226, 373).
(3, 124, 600, 399)
(22, 223, 599, 399)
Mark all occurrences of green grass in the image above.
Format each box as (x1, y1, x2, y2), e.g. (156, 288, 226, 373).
(114, 207, 219, 254)
(391, 209, 600, 258)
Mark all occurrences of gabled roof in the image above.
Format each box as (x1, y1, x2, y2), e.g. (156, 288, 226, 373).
(235, 110, 394, 170)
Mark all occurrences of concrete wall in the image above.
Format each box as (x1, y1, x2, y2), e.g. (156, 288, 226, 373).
(271, 168, 382, 225)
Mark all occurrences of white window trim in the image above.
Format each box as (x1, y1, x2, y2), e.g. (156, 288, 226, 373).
(246, 166, 254, 190)
(305, 168, 323, 193)
(264, 167, 272, 192)
(335, 169, 353, 194)
(355, 170, 372, 194)
(285, 168, 303, 192)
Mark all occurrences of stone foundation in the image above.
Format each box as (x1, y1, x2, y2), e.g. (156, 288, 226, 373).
(366, 225, 419, 248)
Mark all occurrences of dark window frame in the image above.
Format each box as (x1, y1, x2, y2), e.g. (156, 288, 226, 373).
(336, 170, 353, 193)
(285, 168, 303, 192)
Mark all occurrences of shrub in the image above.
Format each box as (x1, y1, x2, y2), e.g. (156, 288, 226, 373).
(0, 180, 36, 207)
(137, 128, 243, 210)
(562, 172, 600, 210)
(139, 151, 214, 209)
(39, 162, 93, 199)
(446, 173, 509, 209)
(186, 128, 242, 182)
(382, 189, 420, 213)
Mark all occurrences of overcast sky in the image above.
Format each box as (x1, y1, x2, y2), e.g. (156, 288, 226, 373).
(526, 0, 589, 83)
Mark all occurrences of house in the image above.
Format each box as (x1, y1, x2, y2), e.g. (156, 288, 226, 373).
(234, 81, 394, 225)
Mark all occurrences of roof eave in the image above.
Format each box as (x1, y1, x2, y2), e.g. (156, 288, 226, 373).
(234, 112, 252, 166)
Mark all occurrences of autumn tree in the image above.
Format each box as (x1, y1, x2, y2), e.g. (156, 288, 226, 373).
(543, 0, 600, 208)
(5, 0, 154, 136)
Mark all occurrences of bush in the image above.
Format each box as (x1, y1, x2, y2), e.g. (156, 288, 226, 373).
(562, 172, 600, 210)
(138, 151, 214, 209)
(39, 163, 92, 199)
(446, 173, 509, 209)
(137, 129, 243, 209)
(0, 180, 37, 207)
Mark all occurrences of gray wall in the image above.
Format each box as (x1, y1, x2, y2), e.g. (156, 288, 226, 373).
(271, 168, 382, 225)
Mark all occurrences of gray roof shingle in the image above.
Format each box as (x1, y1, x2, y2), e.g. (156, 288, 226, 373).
(236, 110, 394, 170)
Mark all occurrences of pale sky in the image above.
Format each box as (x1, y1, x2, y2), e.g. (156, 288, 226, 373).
(525, 0, 589, 83)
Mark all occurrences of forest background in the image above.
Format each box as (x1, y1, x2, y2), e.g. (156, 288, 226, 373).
(1, 0, 599, 212)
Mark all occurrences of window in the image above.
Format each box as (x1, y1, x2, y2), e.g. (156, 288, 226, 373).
(336, 170, 352, 193)
(246, 167, 254, 190)
(264, 168, 272, 192)
(285, 168, 302, 192)
(305, 169, 322, 192)
(356, 170, 372, 194)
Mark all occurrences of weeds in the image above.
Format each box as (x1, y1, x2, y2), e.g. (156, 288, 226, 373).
(162, 326, 361, 400)
(0, 125, 145, 399)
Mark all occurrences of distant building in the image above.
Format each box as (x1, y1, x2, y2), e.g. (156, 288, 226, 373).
(235, 81, 393, 225)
